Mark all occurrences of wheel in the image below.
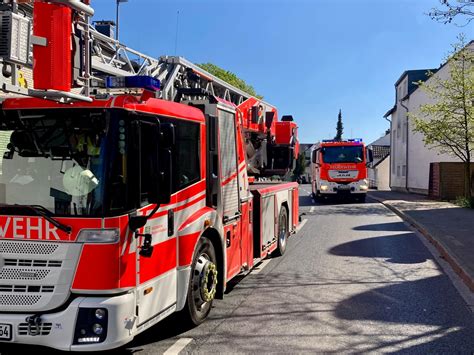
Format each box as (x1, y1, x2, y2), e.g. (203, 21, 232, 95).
(313, 191, 322, 203)
(359, 195, 366, 203)
(274, 207, 289, 257)
(180, 237, 218, 325)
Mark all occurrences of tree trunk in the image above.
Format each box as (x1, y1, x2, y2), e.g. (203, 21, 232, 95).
(464, 161, 472, 199)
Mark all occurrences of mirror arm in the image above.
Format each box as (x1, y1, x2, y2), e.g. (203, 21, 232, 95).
(147, 204, 160, 219)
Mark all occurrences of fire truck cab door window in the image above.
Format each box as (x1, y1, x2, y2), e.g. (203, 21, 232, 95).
(172, 120, 200, 192)
(137, 119, 161, 206)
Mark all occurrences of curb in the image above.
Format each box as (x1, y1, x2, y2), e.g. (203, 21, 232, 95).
(369, 195, 474, 293)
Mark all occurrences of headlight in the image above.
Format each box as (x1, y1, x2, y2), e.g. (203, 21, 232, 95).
(77, 229, 119, 244)
(92, 324, 104, 335)
(95, 309, 106, 320)
(320, 185, 329, 191)
(360, 185, 368, 190)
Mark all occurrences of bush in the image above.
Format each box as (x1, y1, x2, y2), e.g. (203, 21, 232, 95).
(454, 196, 474, 209)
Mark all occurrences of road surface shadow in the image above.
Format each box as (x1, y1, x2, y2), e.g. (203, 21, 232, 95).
(353, 221, 407, 232)
(334, 275, 474, 352)
(328, 233, 430, 264)
(312, 204, 393, 217)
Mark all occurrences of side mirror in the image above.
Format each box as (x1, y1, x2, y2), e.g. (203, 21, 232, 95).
(129, 215, 148, 231)
(139, 120, 173, 205)
(367, 149, 374, 163)
(251, 106, 258, 123)
(156, 148, 172, 204)
(160, 123, 175, 148)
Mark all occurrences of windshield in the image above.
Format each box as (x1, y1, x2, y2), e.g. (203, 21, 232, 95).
(0, 108, 130, 217)
(321, 146, 364, 164)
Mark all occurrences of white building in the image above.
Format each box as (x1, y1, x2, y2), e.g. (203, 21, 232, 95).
(368, 133, 390, 190)
(384, 41, 474, 194)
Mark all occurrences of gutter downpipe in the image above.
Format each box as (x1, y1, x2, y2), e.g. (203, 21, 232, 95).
(384, 114, 392, 189)
(400, 98, 409, 192)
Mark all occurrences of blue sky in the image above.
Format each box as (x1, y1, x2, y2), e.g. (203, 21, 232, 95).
(91, 0, 470, 144)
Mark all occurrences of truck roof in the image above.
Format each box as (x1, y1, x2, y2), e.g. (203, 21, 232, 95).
(1, 95, 206, 123)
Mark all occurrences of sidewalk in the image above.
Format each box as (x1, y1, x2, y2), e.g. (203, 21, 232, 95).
(368, 190, 474, 293)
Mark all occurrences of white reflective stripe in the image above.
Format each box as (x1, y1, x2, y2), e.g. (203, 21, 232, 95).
(164, 338, 193, 355)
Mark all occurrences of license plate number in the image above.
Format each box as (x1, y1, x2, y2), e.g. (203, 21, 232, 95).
(338, 185, 351, 190)
(0, 324, 12, 340)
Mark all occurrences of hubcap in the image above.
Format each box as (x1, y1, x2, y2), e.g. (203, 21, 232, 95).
(279, 215, 287, 248)
(192, 254, 218, 310)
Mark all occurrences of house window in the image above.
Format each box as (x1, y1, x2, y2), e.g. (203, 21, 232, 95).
(402, 122, 407, 143)
(397, 165, 400, 177)
(402, 165, 406, 177)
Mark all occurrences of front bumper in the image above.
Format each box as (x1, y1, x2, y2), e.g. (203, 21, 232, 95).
(0, 292, 135, 351)
(317, 180, 368, 195)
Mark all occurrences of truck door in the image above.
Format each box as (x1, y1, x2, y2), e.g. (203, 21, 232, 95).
(134, 118, 177, 325)
(217, 108, 242, 280)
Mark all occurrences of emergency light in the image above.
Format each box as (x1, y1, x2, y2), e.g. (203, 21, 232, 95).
(322, 138, 363, 143)
(105, 76, 161, 91)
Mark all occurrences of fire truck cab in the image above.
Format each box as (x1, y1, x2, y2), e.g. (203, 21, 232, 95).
(311, 139, 372, 202)
(0, 1, 300, 351)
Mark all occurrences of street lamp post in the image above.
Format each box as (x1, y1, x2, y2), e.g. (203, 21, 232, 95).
(116, 0, 128, 41)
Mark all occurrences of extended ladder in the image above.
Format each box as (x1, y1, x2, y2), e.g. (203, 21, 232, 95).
(0, 0, 275, 109)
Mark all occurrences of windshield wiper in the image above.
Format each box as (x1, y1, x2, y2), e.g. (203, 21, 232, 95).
(0, 204, 72, 234)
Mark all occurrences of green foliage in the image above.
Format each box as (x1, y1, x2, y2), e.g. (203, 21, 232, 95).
(293, 153, 307, 178)
(455, 196, 474, 209)
(334, 109, 344, 141)
(409, 35, 474, 198)
(197, 63, 263, 99)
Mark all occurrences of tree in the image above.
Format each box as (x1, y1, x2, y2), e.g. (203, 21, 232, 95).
(409, 36, 474, 199)
(428, 0, 474, 25)
(197, 63, 263, 99)
(334, 109, 344, 141)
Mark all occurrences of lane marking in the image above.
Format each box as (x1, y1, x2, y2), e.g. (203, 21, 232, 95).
(295, 219, 307, 233)
(163, 338, 193, 355)
(252, 259, 272, 274)
(309, 206, 315, 213)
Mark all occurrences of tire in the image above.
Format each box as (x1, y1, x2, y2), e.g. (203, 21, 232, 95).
(180, 237, 218, 326)
(313, 191, 321, 202)
(274, 207, 289, 257)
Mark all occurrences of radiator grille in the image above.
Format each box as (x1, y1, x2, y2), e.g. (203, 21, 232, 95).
(0, 285, 54, 293)
(3, 259, 62, 268)
(0, 294, 41, 306)
(0, 268, 50, 281)
(18, 322, 52, 336)
(0, 241, 59, 255)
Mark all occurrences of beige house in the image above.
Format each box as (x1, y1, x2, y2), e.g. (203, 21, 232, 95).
(383, 41, 474, 194)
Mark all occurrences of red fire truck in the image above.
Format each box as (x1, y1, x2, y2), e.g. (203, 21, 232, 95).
(311, 139, 372, 202)
(0, 1, 299, 350)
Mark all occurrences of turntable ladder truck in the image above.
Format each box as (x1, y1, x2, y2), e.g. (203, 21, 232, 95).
(0, 0, 299, 351)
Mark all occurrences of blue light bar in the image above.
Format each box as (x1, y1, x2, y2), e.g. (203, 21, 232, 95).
(105, 76, 161, 91)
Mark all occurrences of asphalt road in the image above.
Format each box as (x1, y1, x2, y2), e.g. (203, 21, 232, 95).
(2, 185, 473, 354)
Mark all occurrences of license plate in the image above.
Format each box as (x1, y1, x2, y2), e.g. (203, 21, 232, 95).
(0, 324, 12, 341)
(338, 185, 351, 190)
